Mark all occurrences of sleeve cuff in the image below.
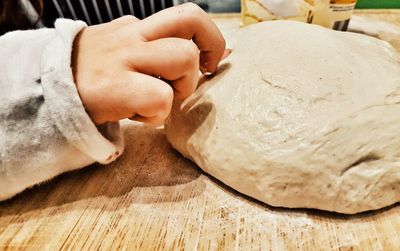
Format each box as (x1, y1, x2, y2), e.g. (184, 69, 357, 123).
(40, 19, 124, 164)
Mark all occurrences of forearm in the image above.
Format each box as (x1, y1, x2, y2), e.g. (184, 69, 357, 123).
(0, 19, 124, 201)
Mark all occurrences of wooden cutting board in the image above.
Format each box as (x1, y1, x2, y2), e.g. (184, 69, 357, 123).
(1, 10, 400, 251)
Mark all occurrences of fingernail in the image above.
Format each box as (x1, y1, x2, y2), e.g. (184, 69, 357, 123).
(200, 66, 213, 75)
(222, 49, 232, 61)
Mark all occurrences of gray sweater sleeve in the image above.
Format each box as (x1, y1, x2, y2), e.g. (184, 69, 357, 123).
(0, 19, 124, 201)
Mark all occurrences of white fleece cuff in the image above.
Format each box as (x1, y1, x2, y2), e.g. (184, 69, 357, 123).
(40, 19, 124, 164)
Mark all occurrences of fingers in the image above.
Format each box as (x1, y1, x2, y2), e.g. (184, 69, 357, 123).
(129, 38, 200, 99)
(137, 3, 226, 74)
(117, 72, 174, 125)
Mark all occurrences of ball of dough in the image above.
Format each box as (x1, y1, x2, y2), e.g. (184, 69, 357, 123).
(165, 21, 400, 214)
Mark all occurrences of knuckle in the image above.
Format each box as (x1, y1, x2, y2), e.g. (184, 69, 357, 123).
(124, 15, 138, 20)
(113, 15, 138, 23)
(181, 2, 205, 17)
(155, 87, 174, 114)
(182, 2, 201, 10)
(180, 41, 199, 68)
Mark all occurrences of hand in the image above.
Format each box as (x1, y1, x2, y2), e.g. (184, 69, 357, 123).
(72, 3, 228, 125)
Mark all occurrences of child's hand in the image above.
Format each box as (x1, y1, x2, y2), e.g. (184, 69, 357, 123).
(72, 3, 227, 125)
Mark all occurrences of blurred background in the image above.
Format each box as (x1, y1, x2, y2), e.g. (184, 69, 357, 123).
(356, 0, 400, 9)
(173, 0, 240, 13)
(1, 0, 399, 35)
(174, 0, 400, 13)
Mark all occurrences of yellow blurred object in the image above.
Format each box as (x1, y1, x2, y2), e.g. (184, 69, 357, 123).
(241, 0, 357, 30)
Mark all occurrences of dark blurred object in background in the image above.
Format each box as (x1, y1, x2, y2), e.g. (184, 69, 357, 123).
(0, 0, 42, 34)
(0, 0, 174, 35)
(174, 0, 240, 13)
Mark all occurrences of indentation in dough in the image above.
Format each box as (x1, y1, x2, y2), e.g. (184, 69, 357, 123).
(341, 153, 381, 176)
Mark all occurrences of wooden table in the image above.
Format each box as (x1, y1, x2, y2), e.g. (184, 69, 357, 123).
(1, 10, 400, 251)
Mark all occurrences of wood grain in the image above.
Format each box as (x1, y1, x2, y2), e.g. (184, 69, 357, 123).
(1, 10, 400, 250)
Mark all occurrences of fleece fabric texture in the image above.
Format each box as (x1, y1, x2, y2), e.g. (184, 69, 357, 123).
(0, 19, 124, 201)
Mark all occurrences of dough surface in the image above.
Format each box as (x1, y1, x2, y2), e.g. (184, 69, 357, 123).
(165, 21, 400, 214)
(349, 16, 400, 52)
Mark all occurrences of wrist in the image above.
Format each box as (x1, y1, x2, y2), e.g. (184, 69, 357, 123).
(70, 28, 101, 124)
